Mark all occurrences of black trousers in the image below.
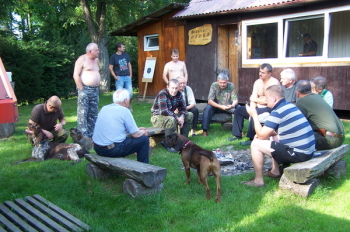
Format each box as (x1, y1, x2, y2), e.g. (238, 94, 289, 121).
(188, 107, 199, 130)
(232, 105, 271, 139)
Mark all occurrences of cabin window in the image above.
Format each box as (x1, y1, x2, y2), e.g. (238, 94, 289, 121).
(144, 34, 159, 51)
(247, 23, 278, 59)
(328, 10, 350, 58)
(242, 6, 350, 65)
(285, 15, 324, 57)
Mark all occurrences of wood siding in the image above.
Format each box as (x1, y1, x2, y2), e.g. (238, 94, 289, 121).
(137, 15, 186, 97)
(238, 66, 350, 110)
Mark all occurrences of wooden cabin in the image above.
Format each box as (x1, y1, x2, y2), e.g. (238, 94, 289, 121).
(109, 3, 187, 97)
(110, 0, 350, 111)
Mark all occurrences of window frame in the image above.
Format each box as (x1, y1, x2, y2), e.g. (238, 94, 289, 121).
(241, 5, 350, 66)
(144, 34, 159, 51)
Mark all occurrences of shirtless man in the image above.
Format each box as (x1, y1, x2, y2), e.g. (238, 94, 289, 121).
(228, 63, 280, 146)
(162, 49, 188, 84)
(73, 42, 101, 138)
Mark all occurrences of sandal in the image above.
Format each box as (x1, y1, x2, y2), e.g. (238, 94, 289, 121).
(242, 179, 265, 188)
(263, 171, 281, 179)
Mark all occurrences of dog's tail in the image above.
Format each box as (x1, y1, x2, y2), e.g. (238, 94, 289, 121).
(12, 157, 42, 165)
(199, 150, 216, 162)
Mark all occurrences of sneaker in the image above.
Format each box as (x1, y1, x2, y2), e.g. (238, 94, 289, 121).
(192, 134, 197, 137)
(227, 136, 241, 141)
(240, 140, 252, 146)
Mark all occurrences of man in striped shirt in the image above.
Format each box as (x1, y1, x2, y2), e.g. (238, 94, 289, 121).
(151, 79, 193, 137)
(242, 85, 315, 188)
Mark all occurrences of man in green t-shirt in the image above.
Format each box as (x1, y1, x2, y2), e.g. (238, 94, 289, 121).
(296, 80, 344, 150)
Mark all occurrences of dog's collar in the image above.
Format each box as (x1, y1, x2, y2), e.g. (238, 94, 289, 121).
(183, 140, 192, 149)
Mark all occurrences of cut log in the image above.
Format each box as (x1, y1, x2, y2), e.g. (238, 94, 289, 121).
(279, 175, 320, 198)
(283, 144, 349, 184)
(123, 179, 163, 198)
(85, 154, 166, 188)
(0, 123, 15, 138)
(86, 163, 116, 180)
(324, 160, 347, 178)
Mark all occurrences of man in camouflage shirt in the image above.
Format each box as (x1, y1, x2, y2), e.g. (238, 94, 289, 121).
(202, 73, 238, 136)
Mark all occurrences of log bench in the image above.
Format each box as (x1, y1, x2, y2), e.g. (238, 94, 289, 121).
(0, 194, 91, 232)
(85, 154, 167, 198)
(196, 103, 233, 130)
(279, 144, 349, 198)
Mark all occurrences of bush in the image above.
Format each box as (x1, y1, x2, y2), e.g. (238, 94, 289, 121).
(0, 37, 76, 104)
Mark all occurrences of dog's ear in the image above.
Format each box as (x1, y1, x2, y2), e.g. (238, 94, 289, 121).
(172, 133, 188, 151)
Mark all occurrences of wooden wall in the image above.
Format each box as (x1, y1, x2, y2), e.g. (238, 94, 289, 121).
(137, 14, 186, 97)
(238, 66, 350, 110)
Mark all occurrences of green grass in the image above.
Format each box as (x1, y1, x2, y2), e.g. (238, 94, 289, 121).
(1, 92, 350, 232)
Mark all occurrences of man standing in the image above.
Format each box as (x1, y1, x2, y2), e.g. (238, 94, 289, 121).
(93, 89, 149, 163)
(162, 49, 188, 84)
(299, 33, 317, 56)
(242, 85, 315, 188)
(228, 63, 280, 145)
(296, 80, 344, 150)
(109, 43, 133, 98)
(202, 72, 238, 137)
(151, 79, 193, 137)
(27, 96, 68, 143)
(177, 76, 199, 137)
(73, 42, 100, 138)
(280, 68, 297, 104)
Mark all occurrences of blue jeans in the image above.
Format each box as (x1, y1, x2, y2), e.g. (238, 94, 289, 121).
(94, 136, 149, 163)
(115, 76, 133, 98)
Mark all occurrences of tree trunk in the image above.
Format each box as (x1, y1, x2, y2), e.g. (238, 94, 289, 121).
(80, 0, 110, 92)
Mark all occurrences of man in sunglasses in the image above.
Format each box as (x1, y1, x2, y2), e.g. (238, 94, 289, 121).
(26, 95, 68, 144)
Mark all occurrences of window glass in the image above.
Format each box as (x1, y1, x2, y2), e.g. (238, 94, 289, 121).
(329, 10, 350, 58)
(285, 15, 324, 57)
(144, 34, 159, 51)
(247, 23, 278, 59)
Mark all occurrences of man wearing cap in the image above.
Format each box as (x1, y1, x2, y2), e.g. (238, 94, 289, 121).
(299, 33, 317, 56)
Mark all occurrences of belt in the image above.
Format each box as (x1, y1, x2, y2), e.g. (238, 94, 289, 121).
(83, 85, 99, 89)
(314, 128, 343, 138)
(94, 143, 115, 149)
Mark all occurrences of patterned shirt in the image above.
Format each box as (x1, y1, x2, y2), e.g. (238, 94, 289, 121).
(207, 82, 238, 105)
(151, 88, 187, 119)
(264, 99, 315, 155)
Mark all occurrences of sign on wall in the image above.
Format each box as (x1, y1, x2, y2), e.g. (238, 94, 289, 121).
(188, 24, 212, 45)
(142, 57, 157, 83)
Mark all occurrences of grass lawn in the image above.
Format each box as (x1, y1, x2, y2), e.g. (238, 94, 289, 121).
(1, 92, 350, 232)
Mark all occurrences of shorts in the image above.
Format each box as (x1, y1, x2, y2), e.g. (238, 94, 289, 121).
(270, 141, 313, 166)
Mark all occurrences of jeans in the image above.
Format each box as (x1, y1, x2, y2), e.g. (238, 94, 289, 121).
(116, 76, 133, 98)
(201, 104, 235, 131)
(94, 135, 149, 163)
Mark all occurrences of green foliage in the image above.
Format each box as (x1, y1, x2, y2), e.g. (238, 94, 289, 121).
(0, 37, 76, 104)
(1, 93, 350, 232)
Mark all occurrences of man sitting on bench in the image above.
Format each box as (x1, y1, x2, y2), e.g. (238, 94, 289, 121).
(242, 85, 315, 188)
(296, 80, 344, 150)
(201, 72, 238, 137)
(92, 89, 150, 163)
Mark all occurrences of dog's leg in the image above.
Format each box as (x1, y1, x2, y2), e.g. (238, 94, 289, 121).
(196, 168, 203, 184)
(212, 166, 221, 203)
(200, 169, 211, 200)
(183, 162, 191, 184)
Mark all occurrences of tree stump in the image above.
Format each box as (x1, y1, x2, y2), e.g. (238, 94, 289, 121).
(279, 175, 320, 198)
(0, 123, 15, 139)
(123, 179, 163, 198)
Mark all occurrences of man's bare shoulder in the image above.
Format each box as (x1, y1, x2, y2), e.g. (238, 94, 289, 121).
(269, 77, 280, 85)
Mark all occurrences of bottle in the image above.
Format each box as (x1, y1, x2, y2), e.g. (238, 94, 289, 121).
(216, 148, 222, 158)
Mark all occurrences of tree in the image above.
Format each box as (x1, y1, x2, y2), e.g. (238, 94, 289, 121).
(80, 0, 109, 92)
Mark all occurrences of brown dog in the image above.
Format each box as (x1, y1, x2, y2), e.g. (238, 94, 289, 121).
(161, 133, 221, 202)
(15, 123, 87, 164)
(70, 128, 94, 151)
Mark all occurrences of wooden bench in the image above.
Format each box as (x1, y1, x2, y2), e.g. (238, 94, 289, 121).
(279, 144, 349, 198)
(85, 154, 167, 198)
(0, 194, 91, 232)
(196, 103, 233, 130)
